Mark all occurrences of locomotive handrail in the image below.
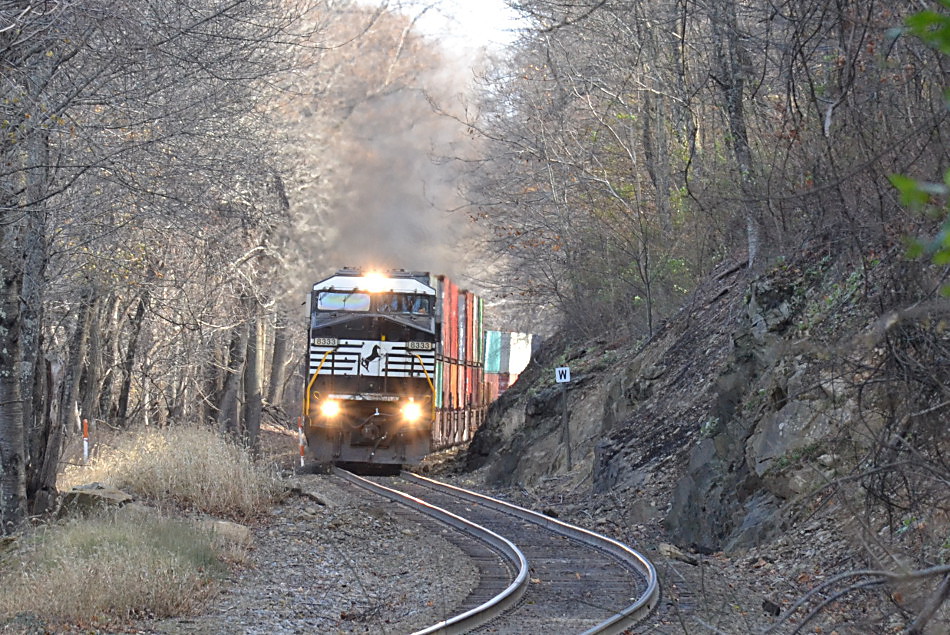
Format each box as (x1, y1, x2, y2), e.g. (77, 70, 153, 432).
(303, 348, 336, 418)
(411, 352, 437, 420)
(334, 468, 530, 635)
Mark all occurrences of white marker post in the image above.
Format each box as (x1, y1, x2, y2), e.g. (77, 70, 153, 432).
(82, 419, 89, 465)
(297, 416, 305, 468)
(555, 367, 571, 471)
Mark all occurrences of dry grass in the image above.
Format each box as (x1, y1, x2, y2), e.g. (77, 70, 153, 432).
(59, 425, 285, 519)
(0, 426, 288, 629)
(0, 509, 223, 626)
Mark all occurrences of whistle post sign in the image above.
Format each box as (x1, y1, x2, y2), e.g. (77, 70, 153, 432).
(555, 366, 572, 469)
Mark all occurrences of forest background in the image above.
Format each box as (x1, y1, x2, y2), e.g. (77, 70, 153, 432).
(1, 0, 947, 550)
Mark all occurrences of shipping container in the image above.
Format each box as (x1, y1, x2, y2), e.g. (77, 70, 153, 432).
(483, 331, 535, 397)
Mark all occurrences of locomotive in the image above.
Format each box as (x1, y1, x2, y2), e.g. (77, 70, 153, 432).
(303, 268, 487, 468)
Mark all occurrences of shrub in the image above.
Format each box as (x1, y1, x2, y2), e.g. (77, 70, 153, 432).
(0, 511, 223, 626)
(59, 425, 284, 519)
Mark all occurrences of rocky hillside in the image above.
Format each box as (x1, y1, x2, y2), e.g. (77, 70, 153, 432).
(463, 249, 949, 631)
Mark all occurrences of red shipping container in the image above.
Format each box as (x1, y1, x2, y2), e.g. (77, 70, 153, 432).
(465, 291, 475, 364)
(447, 281, 458, 360)
(485, 374, 500, 402)
(464, 366, 470, 405)
(471, 292, 477, 400)
(457, 291, 465, 363)
(440, 279, 448, 359)
(449, 281, 459, 410)
(438, 276, 458, 409)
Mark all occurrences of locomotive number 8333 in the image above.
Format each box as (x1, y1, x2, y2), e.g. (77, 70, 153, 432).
(303, 268, 487, 469)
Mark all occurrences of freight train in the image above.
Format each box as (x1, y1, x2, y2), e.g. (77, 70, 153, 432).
(303, 268, 487, 468)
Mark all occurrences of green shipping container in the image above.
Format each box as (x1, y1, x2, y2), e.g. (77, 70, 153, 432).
(484, 330, 502, 373)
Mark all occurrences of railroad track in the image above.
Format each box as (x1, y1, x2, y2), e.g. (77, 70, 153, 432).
(334, 468, 659, 634)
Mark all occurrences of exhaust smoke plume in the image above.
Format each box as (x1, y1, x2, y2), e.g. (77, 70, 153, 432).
(328, 86, 472, 278)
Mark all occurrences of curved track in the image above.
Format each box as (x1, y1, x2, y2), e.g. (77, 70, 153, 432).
(334, 468, 659, 634)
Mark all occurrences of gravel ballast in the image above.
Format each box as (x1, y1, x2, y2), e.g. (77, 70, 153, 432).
(145, 474, 478, 635)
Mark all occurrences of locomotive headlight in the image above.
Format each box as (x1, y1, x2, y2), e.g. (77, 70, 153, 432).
(362, 271, 389, 293)
(401, 399, 423, 423)
(320, 399, 341, 418)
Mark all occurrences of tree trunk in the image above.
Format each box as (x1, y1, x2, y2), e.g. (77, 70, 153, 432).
(266, 312, 290, 410)
(168, 369, 187, 425)
(95, 294, 122, 426)
(18, 117, 51, 521)
(29, 293, 91, 513)
(27, 360, 58, 515)
(1, 56, 51, 529)
(80, 293, 106, 429)
(244, 316, 264, 451)
(713, 0, 762, 270)
(117, 294, 148, 426)
(20, 202, 48, 498)
(642, 91, 673, 236)
(217, 323, 248, 436)
(20, 211, 48, 515)
(202, 340, 226, 426)
(0, 230, 27, 533)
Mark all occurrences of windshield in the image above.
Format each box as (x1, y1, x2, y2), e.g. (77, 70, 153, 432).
(377, 293, 431, 315)
(317, 291, 371, 312)
(315, 291, 432, 314)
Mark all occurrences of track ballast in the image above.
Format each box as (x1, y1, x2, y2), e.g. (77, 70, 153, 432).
(335, 468, 659, 634)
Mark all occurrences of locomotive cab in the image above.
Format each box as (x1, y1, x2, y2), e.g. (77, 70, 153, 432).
(304, 269, 438, 466)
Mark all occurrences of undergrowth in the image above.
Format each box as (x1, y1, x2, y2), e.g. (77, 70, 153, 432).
(59, 425, 285, 519)
(0, 509, 223, 627)
(1, 425, 289, 629)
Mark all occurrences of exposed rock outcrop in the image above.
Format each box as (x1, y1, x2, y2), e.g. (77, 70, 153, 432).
(466, 251, 949, 561)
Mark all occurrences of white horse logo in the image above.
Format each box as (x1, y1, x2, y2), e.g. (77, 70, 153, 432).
(360, 342, 385, 374)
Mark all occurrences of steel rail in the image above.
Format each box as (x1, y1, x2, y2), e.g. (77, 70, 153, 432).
(402, 471, 661, 635)
(333, 467, 530, 635)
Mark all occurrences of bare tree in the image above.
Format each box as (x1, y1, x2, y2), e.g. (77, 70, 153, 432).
(464, 0, 704, 338)
(0, 0, 322, 527)
(463, 0, 947, 339)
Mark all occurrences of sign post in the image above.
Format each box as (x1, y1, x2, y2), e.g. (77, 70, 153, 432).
(82, 419, 89, 465)
(297, 416, 306, 468)
(555, 367, 572, 471)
